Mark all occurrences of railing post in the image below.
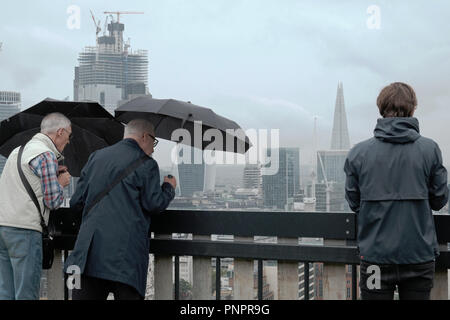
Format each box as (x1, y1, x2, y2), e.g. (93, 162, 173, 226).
(216, 257, 221, 300)
(322, 240, 347, 300)
(431, 245, 449, 300)
(233, 236, 254, 299)
(351, 264, 360, 300)
(154, 234, 173, 300)
(257, 259, 263, 300)
(277, 238, 299, 300)
(303, 262, 310, 300)
(192, 235, 212, 300)
(46, 250, 64, 300)
(63, 250, 69, 301)
(174, 256, 180, 300)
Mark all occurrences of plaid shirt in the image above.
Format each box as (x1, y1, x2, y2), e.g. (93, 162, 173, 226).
(29, 151, 64, 210)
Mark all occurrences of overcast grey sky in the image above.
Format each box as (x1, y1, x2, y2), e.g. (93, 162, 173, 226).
(1, 0, 450, 166)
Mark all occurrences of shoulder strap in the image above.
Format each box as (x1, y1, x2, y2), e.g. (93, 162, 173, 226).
(84, 154, 150, 216)
(17, 145, 48, 235)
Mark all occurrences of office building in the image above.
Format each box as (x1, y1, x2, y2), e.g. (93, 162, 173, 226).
(204, 162, 216, 193)
(177, 147, 205, 197)
(0, 91, 21, 176)
(316, 150, 348, 185)
(262, 148, 300, 210)
(243, 163, 262, 190)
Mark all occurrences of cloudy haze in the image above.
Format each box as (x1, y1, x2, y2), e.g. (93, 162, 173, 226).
(1, 0, 450, 166)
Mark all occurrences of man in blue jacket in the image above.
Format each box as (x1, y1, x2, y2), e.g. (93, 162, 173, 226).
(64, 119, 176, 300)
(344, 82, 448, 300)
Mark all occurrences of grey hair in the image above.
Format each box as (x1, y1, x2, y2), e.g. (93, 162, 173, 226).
(124, 119, 155, 138)
(40, 113, 71, 134)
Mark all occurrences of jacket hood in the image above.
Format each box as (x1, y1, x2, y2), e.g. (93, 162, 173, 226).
(374, 117, 421, 144)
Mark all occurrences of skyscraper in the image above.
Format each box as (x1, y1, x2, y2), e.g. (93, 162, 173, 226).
(243, 163, 262, 190)
(262, 148, 300, 210)
(0, 91, 21, 176)
(330, 82, 350, 150)
(74, 17, 149, 114)
(326, 82, 351, 181)
(0, 91, 20, 117)
(316, 150, 348, 185)
(314, 82, 351, 212)
(177, 147, 205, 197)
(314, 181, 348, 212)
(204, 162, 216, 193)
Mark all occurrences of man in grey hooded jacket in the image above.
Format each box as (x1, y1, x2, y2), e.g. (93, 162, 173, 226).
(344, 82, 448, 300)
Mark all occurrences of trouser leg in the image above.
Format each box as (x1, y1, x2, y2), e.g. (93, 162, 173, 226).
(112, 281, 144, 300)
(398, 261, 435, 300)
(0, 227, 15, 300)
(359, 260, 396, 300)
(72, 275, 110, 300)
(2, 227, 42, 300)
(360, 288, 394, 300)
(398, 289, 431, 300)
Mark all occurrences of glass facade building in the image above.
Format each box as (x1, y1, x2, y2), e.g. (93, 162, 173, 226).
(177, 147, 205, 197)
(316, 150, 348, 185)
(262, 147, 300, 210)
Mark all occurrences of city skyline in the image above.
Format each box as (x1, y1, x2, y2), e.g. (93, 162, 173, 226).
(1, 2, 449, 302)
(1, 1, 450, 168)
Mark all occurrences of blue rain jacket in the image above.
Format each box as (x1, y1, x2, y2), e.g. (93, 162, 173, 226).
(64, 139, 175, 296)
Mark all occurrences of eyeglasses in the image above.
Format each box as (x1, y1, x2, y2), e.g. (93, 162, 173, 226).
(146, 133, 159, 148)
(62, 128, 73, 140)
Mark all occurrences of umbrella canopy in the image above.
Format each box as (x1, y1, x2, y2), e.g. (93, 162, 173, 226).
(0, 98, 124, 177)
(115, 96, 251, 154)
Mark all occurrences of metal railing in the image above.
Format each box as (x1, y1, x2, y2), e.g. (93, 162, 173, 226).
(49, 209, 450, 300)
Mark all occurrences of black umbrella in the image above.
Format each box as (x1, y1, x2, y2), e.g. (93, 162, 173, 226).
(0, 98, 124, 177)
(115, 96, 251, 154)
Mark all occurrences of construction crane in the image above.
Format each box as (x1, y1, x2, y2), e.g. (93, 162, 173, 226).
(103, 14, 114, 36)
(103, 11, 144, 23)
(303, 116, 318, 206)
(90, 10, 102, 37)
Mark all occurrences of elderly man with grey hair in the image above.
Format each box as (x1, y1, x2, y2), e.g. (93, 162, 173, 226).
(65, 118, 176, 300)
(0, 112, 72, 300)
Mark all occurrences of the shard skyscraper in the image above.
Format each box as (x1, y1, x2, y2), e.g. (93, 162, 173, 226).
(330, 82, 350, 150)
(314, 82, 351, 212)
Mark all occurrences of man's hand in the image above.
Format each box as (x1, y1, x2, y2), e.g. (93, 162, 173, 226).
(58, 165, 68, 175)
(164, 175, 177, 189)
(58, 171, 71, 188)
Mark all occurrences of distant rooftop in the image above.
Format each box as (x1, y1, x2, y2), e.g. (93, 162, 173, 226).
(0, 91, 21, 105)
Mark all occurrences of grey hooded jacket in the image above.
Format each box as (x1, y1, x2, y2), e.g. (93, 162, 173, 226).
(344, 117, 448, 264)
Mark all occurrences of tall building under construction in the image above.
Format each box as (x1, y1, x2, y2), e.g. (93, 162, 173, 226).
(73, 14, 149, 114)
